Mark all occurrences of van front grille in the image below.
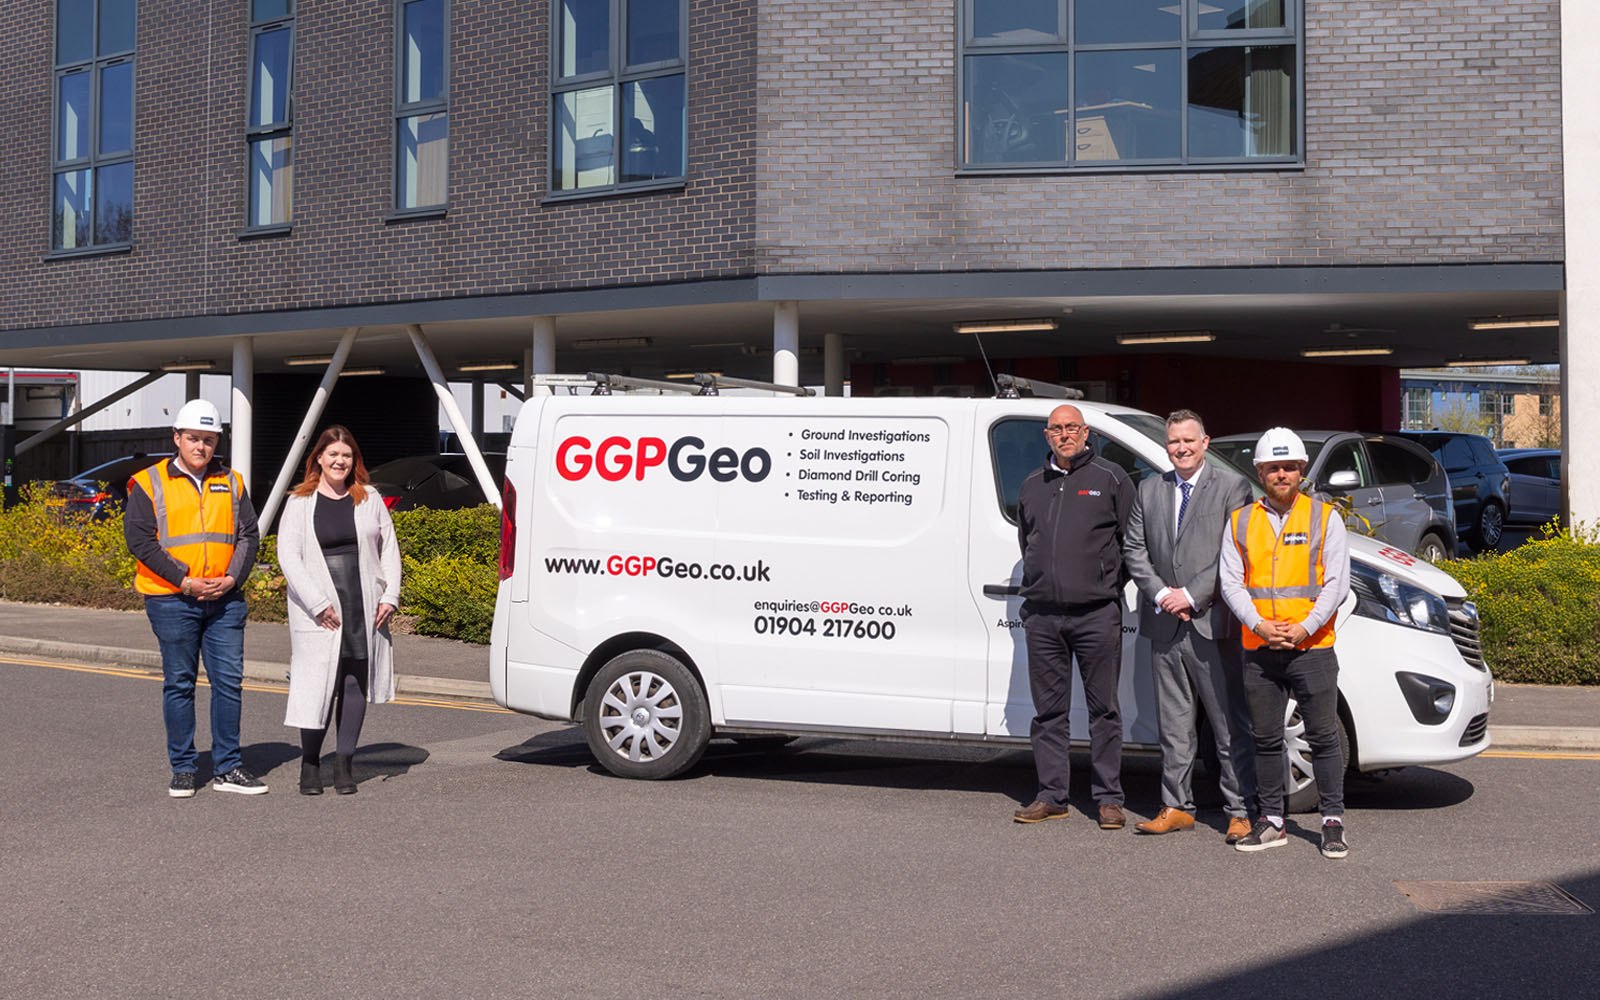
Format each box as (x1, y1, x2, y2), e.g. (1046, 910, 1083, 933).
(1460, 712, 1489, 746)
(1446, 598, 1485, 671)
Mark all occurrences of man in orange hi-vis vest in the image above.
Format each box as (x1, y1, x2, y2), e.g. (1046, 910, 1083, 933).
(124, 400, 262, 799)
(1219, 427, 1352, 860)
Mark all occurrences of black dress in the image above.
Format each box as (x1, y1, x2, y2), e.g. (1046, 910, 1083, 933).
(314, 493, 368, 661)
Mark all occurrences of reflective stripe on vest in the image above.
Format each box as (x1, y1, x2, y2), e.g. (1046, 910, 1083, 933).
(131, 463, 241, 596)
(1233, 494, 1336, 651)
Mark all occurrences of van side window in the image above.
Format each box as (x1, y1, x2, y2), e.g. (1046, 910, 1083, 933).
(1088, 433, 1158, 486)
(1439, 436, 1474, 471)
(1368, 440, 1433, 485)
(989, 418, 1046, 524)
(1319, 441, 1370, 488)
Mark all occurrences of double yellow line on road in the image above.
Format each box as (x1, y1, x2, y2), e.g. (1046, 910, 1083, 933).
(0, 652, 511, 714)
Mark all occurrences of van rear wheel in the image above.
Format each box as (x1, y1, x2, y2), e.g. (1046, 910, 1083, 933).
(583, 650, 710, 780)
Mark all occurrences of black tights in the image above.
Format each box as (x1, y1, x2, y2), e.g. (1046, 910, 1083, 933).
(300, 657, 369, 764)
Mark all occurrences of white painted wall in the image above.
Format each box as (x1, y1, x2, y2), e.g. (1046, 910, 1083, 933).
(75, 371, 232, 430)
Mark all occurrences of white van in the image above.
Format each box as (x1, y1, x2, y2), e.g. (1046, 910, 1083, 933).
(490, 395, 1492, 809)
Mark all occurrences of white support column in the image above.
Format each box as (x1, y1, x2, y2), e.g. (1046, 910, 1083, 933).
(530, 315, 556, 396)
(258, 328, 359, 530)
(408, 323, 502, 509)
(1563, 3, 1600, 527)
(773, 301, 799, 387)
(231, 337, 254, 496)
(824, 332, 845, 397)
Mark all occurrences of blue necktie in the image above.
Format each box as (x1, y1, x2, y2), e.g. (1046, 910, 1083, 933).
(1177, 480, 1193, 533)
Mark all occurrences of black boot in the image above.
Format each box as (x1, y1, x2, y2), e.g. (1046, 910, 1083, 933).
(333, 754, 358, 795)
(299, 760, 322, 796)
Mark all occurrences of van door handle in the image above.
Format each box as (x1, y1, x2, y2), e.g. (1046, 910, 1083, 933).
(1366, 497, 1382, 505)
(983, 584, 1021, 597)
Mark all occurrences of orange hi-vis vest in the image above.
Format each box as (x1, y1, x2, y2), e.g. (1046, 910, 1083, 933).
(1232, 493, 1336, 651)
(130, 461, 243, 596)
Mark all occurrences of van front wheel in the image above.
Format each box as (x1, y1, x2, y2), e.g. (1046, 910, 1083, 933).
(583, 650, 710, 780)
(1284, 701, 1352, 814)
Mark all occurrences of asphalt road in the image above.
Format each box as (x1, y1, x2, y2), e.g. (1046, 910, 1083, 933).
(4, 653, 1597, 1000)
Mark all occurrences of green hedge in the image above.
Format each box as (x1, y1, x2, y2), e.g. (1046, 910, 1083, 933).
(1437, 524, 1600, 685)
(0, 488, 501, 644)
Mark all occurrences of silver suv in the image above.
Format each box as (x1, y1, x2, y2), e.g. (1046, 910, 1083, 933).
(1210, 431, 1458, 561)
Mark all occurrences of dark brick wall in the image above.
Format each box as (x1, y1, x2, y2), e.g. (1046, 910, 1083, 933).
(0, 0, 758, 331)
(0, 0, 1563, 334)
(757, 0, 1564, 271)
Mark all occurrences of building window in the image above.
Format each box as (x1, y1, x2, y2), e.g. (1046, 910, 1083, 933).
(1539, 393, 1554, 416)
(1478, 391, 1512, 419)
(959, 0, 1299, 170)
(395, 0, 449, 212)
(52, 0, 136, 252)
(1404, 387, 1432, 430)
(246, 0, 294, 230)
(551, 0, 687, 194)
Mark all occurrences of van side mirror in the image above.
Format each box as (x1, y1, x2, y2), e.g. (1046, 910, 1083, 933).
(1325, 469, 1360, 492)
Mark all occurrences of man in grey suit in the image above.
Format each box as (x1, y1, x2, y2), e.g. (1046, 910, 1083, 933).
(1123, 409, 1256, 841)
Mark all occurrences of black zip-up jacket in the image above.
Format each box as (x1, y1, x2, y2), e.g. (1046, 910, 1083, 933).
(1016, 443, 1135, 611)
(123, 457, 261, 591)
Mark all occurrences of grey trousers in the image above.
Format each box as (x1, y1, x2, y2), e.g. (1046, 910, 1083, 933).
(1151, 627, 1256, 818)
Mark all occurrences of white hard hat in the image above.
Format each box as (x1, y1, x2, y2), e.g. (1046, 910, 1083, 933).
(1253, 427, 1308, 464)
(173, 399, 222, 434)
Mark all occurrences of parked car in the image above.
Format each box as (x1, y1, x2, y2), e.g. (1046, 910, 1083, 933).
(47, 453, 172, 519)
(367, 453, 506, 511)
(1209, 431, 1457, 561)
(1392, 432, 1513, 551)
(1497, 447, 1562, 527)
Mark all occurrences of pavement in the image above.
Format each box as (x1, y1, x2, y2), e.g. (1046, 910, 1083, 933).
(1, 599, 1596, 751)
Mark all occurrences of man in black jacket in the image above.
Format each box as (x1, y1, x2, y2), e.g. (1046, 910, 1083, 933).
(1013, 404, 1135, 828)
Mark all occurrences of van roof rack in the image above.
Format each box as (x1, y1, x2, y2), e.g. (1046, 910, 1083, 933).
(692, 374, 816, 397)
(585, 372, 699, 395)
(994, 374, 1085, 400)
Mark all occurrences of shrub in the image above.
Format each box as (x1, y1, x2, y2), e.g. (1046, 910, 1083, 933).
(399, 554, 497, 644)
(244, 534, 287, 623)
(0, 485, 141, 609)
(391, 505, 500, 564)
(1437, 523, 1600, 685)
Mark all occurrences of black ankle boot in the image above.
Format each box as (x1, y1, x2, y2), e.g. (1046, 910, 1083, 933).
(299, 760, 322, 796)
(333, 754, 358, 795)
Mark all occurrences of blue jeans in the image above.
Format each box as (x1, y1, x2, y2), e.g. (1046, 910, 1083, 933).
(146, 592, 249, 775)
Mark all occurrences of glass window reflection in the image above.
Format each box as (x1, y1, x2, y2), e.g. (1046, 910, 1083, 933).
(100, 61, 133, 154)
(397, 113, 449, 208)
(628, 0, 681, 66)
(559, 0, 610, 78)
(1075, 49, 1180, 161)
(94, 161, 133, 243)
(54, 170, 92, 250)
(253, 0, 293, 21)
(622, 75, 685, 182)
(1076, 0, 1180, 45)
(964, 53, 1070, 164)
(402, 0, 446, 104)
(99, 0, 136, 54)
(971, 0, 1057, 44)
(250, 27, 293, 128)
(58, 70, 91, 161)
(57, 0, 94, 64)
(1197, 0, 1285, 31)
(553, 86, 615, 191)
(1187, 45, 1292, 157)
(249, 135, 293, 226)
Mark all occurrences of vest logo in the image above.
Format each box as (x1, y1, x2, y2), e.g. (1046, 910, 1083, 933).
(208, 483, 231, 493)
(1282, 531, 1309, 545)
(1077, 489, 1102, 497)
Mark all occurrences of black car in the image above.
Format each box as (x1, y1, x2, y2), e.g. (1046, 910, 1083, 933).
(367, 453, 507, 511)
(47, 453, 172, 519)
(1497, 447, 1562, 527)
(1210, 431, 1457, 561)
(1392, 432, 1512, 551)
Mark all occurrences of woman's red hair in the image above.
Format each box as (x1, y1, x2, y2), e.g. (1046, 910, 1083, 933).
(290, 425, 370, 503)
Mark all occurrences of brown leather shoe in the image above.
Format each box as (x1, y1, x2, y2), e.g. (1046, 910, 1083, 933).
(1225, 816, 1253, 844)
(1135, 807, 1195, 835)
(1013, 800, 1072, 824)
(1097, 803, 1126, 829)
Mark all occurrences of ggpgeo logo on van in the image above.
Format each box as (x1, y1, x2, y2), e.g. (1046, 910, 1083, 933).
(556, 435, 772, 483)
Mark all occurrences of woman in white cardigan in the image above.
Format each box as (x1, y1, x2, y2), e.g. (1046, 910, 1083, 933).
(277, 426, 402, 795)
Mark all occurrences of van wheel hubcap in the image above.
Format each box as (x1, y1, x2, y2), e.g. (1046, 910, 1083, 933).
(598, 670, 684, 762)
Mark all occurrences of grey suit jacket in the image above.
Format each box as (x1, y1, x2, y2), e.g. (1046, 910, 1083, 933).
(1122, 461, 1254, 643)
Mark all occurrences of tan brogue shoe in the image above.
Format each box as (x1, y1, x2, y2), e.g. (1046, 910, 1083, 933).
(1134, 807, 1195, 835)
(1097, 802, 1126, 829)
(1013, 800, 1071, 824)
(1225, 816, 1253, 844)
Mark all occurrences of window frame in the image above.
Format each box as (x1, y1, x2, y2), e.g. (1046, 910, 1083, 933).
(391, 0, 451, 218)
(955, 0, 1304, 175)
(546, 0, 690, 200)
(243, 1, 296, 234)
(49, 0, 137, 257)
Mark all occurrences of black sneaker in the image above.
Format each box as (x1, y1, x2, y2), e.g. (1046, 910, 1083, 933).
(1321, 820, 1349, 859)
(1234, 818, 1288, 852)
(168, 772, 198, 798)
(211, 767, 269, 796)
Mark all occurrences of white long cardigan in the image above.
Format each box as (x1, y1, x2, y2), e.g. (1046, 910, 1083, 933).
(278, 489, 403, 729)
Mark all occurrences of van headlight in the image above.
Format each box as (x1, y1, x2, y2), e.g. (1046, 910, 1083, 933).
(1350, 561, 1449, 634)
